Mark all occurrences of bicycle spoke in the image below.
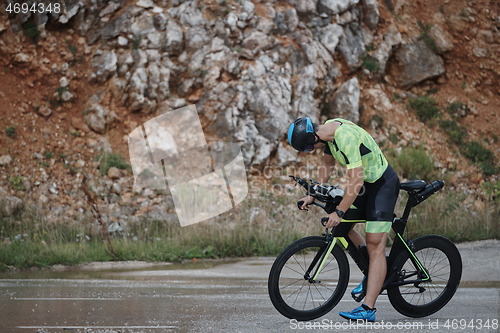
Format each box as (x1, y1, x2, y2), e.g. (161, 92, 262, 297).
(282, 263, 306, 277)
(292, 254, 306, 273)
(279, 278, 305, 291)
(312, 283, 327, 304)
(289, 282, 306, 306)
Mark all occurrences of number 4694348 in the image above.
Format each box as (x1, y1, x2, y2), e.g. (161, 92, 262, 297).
(6, 2, 61, 14)
(444, 319, 498, 330)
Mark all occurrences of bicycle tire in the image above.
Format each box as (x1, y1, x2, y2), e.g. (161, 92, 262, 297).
(268, 236, 349, 321)
(387, 235, 462, 317)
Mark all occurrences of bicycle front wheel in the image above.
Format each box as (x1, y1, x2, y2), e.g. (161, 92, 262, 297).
(268, 236, 349, 321)
(388, 235, 462, 317)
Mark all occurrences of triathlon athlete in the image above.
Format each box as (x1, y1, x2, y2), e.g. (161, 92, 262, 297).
(287, 117, 400, 322)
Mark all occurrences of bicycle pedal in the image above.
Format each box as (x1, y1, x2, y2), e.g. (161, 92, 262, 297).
(351, 290, 366, 302)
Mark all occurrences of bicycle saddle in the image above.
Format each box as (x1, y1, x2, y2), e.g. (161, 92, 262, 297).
(400, 180, 426, 191)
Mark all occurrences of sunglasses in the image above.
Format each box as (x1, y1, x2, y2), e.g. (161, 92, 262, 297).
(303, 145, 315, 153)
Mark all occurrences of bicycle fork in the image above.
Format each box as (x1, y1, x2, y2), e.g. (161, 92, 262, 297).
(299, 234, 338, 283)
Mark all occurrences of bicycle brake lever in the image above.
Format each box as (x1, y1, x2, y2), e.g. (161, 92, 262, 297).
(297, 200, 309, 211)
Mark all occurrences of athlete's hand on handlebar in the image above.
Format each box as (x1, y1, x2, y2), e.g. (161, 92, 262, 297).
(325, 211, 342, 229)
(297, 195, 315, 211)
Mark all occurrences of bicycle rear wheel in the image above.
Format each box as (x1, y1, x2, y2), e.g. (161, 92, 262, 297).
(388, 235, 462, 317)
(268, 236, 349, 321)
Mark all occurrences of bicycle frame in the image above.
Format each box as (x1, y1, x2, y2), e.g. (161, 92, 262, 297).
(309, 186, 437, 293)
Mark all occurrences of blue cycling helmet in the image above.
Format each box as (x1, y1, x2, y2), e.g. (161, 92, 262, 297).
(287, 117, 318, 152)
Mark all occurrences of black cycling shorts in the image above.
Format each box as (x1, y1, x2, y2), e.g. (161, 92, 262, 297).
(350, 164, 400, 232)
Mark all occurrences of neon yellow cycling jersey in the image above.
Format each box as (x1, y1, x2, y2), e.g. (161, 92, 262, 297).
(325, 118, 388, 183)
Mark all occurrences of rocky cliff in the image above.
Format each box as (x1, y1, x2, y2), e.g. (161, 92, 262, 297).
(0, 0, 499, 226)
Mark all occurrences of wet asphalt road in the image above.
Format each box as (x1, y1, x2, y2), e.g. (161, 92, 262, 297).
(0, 240, 499, 333)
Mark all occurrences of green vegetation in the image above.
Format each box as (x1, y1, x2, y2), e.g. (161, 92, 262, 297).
(98, 152, 131, 176)
(63, 163, 79, 175)
(388, 133, 399, 144)
(8, 176, 25, 191)
(22, 22, 39, 40)
(460, 9, 469, 18)
(482, 180, 500, 202)
(417, 21, 438, 54)
(43, 151, 54, 159)
(0, 197, 309, 270)
(387, 144, 437, 181)
(67, 42, 78, 56)
(361, 53, 380, 72)
(55, 86, 68, 97)
(448, 102, 468, 115)
(5, 125, 16, 138)
(393, 191, 500, 243)
(132, 36, 142, 50)
(439, 120, 467, 145)
(447, 101, 468, 117)
(408, 96, 440, 123)
(320, 101, 332, 118)
(460, 141, 498, 176)
(427, 87, 439, 95)
(371, 114, 384, 128)
(1, 185, 498, 271)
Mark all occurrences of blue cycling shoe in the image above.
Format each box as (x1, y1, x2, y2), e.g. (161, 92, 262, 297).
(352, 276, 366, 294)
(339, 304, 376, 322)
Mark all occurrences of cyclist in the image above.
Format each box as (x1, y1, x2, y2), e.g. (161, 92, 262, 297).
(287, 117, 400, 322)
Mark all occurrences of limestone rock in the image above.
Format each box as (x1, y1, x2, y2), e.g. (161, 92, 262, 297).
(165, 20, 184, 55)
(130, 11, 156, 37)
(92, 50, 117, 83)
(317, 24, 344, 57)
(242, 31, 273, 54)
(337, 12, 366, 72)
(329, 77, 360, 123)
(275, 143, 300, 167)
(362, 0, 379, 30)
(0, 155, 12, 165)
(428, 24, 454, 54)
(285, 0, 317, 15)
(84, 103, 109, 134)
(108, 167, 121, 179)
(318, 0, 360, 15)
(1, 196, 23, 216)
(36, 105, 52, 117)
(393, 40, 445, 89)
(373, 23, 402, 78)
(13, 53, 32, 65)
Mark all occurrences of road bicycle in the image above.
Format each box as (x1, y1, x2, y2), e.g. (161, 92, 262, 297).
(268, 175, 462, 321)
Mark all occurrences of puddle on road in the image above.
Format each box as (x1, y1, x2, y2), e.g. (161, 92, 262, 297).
(0, 259, 240, 281)
(1, 259, 499, 289)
